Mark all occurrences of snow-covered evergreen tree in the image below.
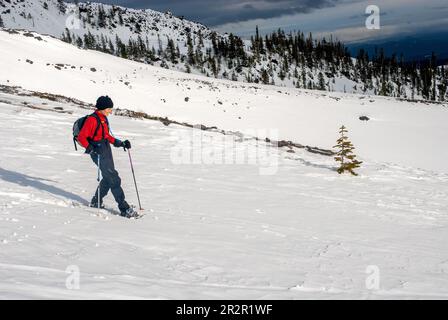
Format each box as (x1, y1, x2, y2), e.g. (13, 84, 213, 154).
(318, 72, 325, 91)
(57, 0, 66, 14)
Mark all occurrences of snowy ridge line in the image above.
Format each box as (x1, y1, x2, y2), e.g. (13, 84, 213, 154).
(1, 27, 51, 40)
(0, 83, 335, 157)
(0, 99, 75, 114)
(396, 97, 448, 107)
(22, 103, 74, 114)
(115, 108, 335, 157)
(0, 84, 93, 109)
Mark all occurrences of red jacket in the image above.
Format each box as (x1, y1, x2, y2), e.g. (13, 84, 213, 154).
(78, 111, 116, 148)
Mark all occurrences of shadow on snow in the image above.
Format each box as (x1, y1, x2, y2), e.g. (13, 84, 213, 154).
(0, 167, 89, 206)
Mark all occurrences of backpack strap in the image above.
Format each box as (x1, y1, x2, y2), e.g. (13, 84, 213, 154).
(105, 116, 112, 138)
(89, 113, 104, 142)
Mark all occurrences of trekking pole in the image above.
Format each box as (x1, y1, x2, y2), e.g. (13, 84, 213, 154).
(97, 153, 101, 214)
(127, 149, 143, 210)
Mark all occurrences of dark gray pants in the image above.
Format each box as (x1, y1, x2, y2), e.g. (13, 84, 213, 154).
(90, 140, 129, 213)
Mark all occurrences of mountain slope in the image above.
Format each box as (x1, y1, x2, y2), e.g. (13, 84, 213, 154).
(0, 0, 212, 43)
(1, 29, 447, 173)
(2, 0, 447, 102)
(0, 0, 224, 71)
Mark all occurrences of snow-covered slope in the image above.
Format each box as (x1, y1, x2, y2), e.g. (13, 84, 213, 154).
(0, 0, 212, 46)
(1, 29, 447, 173)
(1, 86, 448, 299)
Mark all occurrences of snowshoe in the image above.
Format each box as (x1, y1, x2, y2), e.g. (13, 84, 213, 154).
(120, 206, 142, 219)
(89, 201, 105, 209)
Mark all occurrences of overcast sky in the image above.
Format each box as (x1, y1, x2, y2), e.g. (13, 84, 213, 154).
(75, 0, 448, 43)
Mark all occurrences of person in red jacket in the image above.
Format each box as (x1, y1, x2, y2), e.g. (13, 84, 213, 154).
(78, 96, 137, 218)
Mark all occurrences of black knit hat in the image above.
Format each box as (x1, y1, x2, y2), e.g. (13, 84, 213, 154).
(96, 96, 114, 110)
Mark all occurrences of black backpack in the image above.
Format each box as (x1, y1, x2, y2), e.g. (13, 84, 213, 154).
(72, 113, 103, 150)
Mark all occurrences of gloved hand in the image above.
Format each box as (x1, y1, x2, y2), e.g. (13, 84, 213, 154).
(123, 140, 131, 150)
(113, 139, 131, 150)
(85, 143, 100, 155)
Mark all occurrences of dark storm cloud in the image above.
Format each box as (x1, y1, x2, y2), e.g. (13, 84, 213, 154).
(75, 0, 345, 26)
